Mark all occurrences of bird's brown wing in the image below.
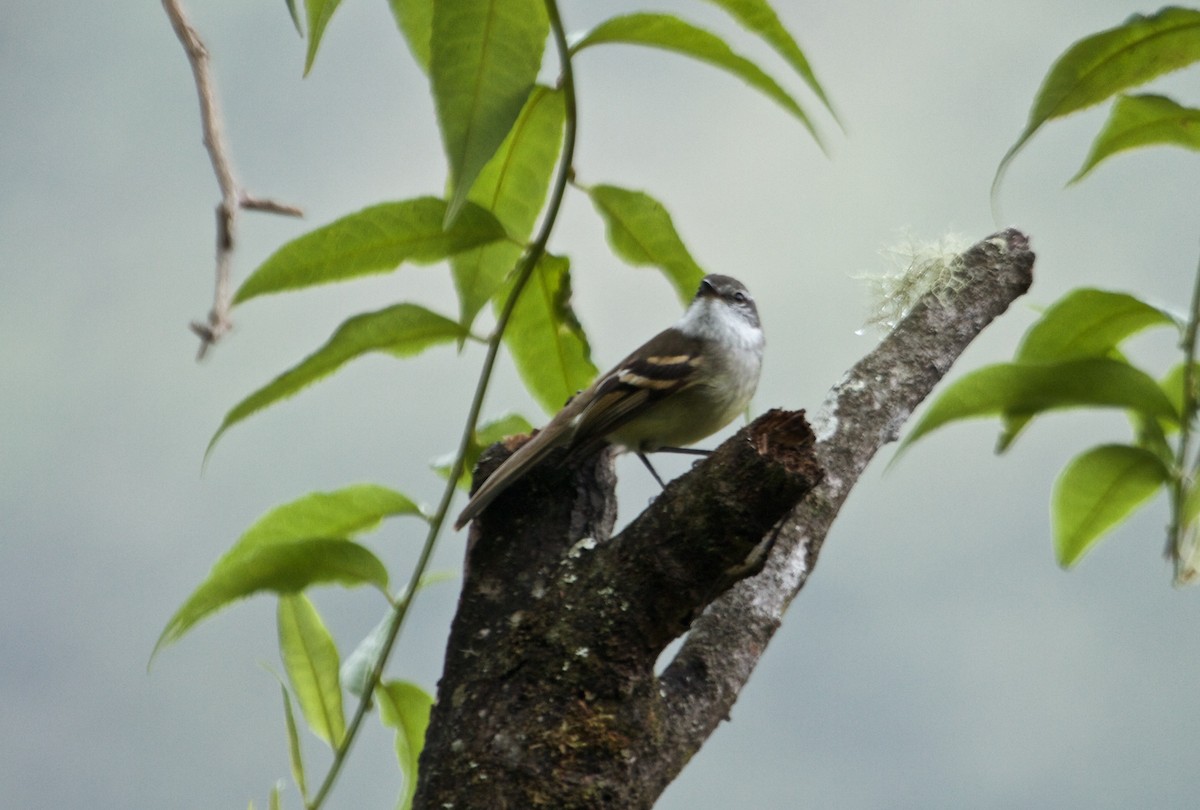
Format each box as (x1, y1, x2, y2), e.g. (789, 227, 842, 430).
(565, 329, 706, 458)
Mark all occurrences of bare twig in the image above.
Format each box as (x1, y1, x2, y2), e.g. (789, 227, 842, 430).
(162, 0, 303, 359)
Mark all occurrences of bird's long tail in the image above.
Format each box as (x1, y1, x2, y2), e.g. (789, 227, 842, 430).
(453, 428, 566, 529)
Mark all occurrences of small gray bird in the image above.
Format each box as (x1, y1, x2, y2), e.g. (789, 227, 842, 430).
(454, 274, 764, 529)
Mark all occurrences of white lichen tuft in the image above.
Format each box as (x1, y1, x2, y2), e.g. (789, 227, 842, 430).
(858, 232, 971, 331)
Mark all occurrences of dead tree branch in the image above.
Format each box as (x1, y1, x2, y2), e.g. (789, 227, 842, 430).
(415, 229, 1035, 809)
(162, 0, 302, 359)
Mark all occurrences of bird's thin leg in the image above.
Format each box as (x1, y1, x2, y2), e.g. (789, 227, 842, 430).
(637, 452, 668, 488)
(654, 447, 711, 456)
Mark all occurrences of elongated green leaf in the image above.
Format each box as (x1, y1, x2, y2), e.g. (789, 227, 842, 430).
(1161, 361, 1200, 420)
(340, 572, 456, 697)
(377, 680, 434, 810)
(997, 288, 1177, 451)
(697, 0, 839, 124)
(389, 0, 433, 74)
(268, 784, 280, 810)
(278, 595, 345, 747)
(207, 304, 465, 456)
(1053, 444, 1168, 566)
(154, 539, 387, 659)
(1071, 93, 1200, 182)
(571, 13, 821, 148)
(500, 254, 597, 414)
(241, 485, 423, 547)
(586, 184, 706, 305)
(1016, 288, 1176, 363)
(995, 6, 1200, 193)
(285, 0, 303, 36)
(278, 682, 308, 803)
(154, 485, 414, 659)
(303, 0, 343, 75)
(432, 412, 535, 490)
(453, 86, 565, 330)
(900, 358, 1180, 454)
(235, 199, 507, 303)
(432, 0, 548, 225)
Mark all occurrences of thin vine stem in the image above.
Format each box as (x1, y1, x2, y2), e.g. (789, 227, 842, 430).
(307, 2, 578, 806)
(1168, 243, 1200, 581)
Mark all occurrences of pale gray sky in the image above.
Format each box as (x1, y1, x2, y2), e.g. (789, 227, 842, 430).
(2, 2, 1199, 808)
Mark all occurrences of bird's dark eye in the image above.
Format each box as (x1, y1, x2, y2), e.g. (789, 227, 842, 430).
(733, 291, 747, 304)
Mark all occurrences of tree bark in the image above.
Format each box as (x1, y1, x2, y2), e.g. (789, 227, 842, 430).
(415, 229, 1035, 809)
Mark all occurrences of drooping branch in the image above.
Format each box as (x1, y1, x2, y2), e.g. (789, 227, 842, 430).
(162, 0, 302, 359)
(415, 230, 1035, 809)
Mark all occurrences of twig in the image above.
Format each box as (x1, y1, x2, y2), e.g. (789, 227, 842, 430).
(1168, 244, 1200, 582)
(162, 0, 303, 359)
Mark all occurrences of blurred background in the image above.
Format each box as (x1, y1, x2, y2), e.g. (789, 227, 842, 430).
(3, 1, 1199, 807)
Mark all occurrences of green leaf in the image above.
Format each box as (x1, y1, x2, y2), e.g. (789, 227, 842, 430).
(278, 595, 346, 747)
(1053, 444, 1168, 566)
(377, 681, 434, 810)
(500, 254, 598, 414)
(997, 288, 1177, 451)
(697, 0, 839, 125)
(268, 784, 281, 810)
(242, 485, 423, 546)
(586, 184, 706, 305)
(278, 682, 308, 803)
(303, 0, 343, 75)
(389, 0, 433, 74)
(155, 540, 386, 660)
(571, 13, 822, 148)
(1071, 93, 1200, 182)
(432, 0, 548, 225)
(1015, 288, 1177, 363)
(995, 6, 1200, 193)
(900, 358, 1180, 455)
(154, 485, 414, 659)
(1161, 361, 1200, 420)
(452, 86, 565, 330)
(235, 198, 507, 304)
(285, 0, 303, 36)
(207, 304, 465, 456)
(432, 412, 535, 490)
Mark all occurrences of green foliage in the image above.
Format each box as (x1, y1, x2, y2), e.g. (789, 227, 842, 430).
(1014, 288, 1177, 363)
(235, 199, 507, 303)
(377, 681, 435, 810)
(1071, 94, 1200, 182)
(303, 0, 343, 76)
(571, 13, 822, 147)
(586, 184, 707, 306)
(284, 0, 303, 36)
(995, 5, 1200, 193)
(155, 485, 420, 658)
(453, 86, 565, 330)
(278, 682, 308, 803)
(697, 0, 839, 123)
(207, 304, 466, 457)
(278, 595, 346, 747)
(901, 278, 1188, 569)
(1053, 445, 1169, 566)
(978, 5, 1200, 579)
(389, 0, 432, 74)
(432, 0, 548, 225)
(499, 253, 598, 414)
(901, 356, 1179, 453)
(998, 288, 1177, 451)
